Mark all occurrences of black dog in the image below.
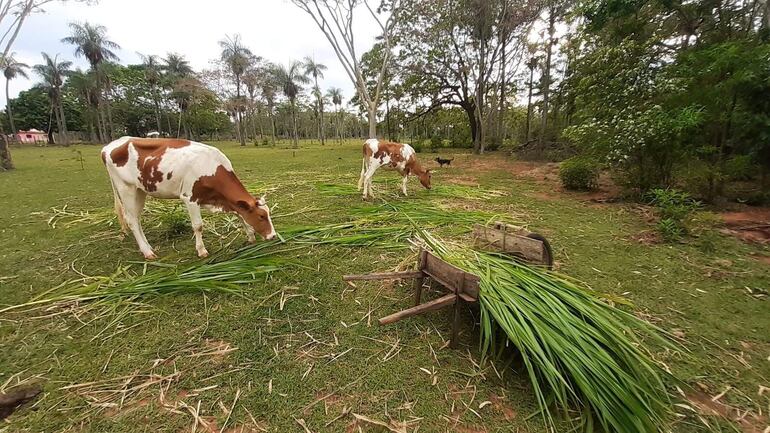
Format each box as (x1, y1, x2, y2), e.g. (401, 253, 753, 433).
(434, 157, 454, 167)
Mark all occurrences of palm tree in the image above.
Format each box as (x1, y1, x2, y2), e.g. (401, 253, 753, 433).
(1, 53, 29, 137)
(34, 53, 72, 146)
(272, 61, 309, 148)
(68, 69, 100, 142)
(326, 87, 343, 143)
(163, 53, 194, 138)
(303, 57, 327, 145)
(61, 22, 120, 142)
(242, 67, 264, 143)
(163, 52, 193, 77)
(219, 34, 252, 146)
(260, 73, 278, 146)
(139, 53, 163, 133)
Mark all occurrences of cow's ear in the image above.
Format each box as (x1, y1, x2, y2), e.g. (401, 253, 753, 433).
(236, 200, 252, 211)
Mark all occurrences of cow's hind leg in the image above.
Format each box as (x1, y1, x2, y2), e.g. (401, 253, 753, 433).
(363, 163, 379, 199)
(117, 185, 155, 259)
(183, 201, 208, 258)
(401, 174, 409, 196)
(357, 158, 367, 191)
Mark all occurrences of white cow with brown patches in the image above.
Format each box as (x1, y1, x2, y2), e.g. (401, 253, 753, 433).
(101, 136, 276, 259)
(358, 138, 432, 199)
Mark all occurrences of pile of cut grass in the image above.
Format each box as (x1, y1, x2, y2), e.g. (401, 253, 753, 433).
(419, 230, 674, 433)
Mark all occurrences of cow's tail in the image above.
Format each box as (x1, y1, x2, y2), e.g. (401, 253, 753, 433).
(109, 178, 128, 234)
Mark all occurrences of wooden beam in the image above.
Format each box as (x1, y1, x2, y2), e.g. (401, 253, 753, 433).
(378, 294, 457, 325)
(343, 271, 424, 281)
(473, 224, 546, 264)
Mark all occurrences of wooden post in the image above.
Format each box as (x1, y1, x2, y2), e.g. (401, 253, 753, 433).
(414, 249, 428, 307)
(450, 274, 465, 349)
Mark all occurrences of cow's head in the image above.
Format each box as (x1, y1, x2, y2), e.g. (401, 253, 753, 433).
(236, 195, 276, 241)
(418, 169, 432, 190)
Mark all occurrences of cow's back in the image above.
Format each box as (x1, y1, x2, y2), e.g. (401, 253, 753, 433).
(102, 137, 232, 199)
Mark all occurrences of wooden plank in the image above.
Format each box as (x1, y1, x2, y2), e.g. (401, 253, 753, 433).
(473, 224, 546, 264)
(414, 249, 428, 307)
(423, 252, 466, 291)
(378, 293, 457, 325)
(343, 271, 424, 281)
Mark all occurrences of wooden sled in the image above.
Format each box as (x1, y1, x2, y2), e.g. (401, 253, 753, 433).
(342, 223, 554, 347)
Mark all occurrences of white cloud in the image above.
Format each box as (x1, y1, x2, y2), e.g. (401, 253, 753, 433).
(2, 0, 381, 106)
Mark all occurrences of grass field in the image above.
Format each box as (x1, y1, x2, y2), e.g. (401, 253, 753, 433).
(1, 140, 768, 433)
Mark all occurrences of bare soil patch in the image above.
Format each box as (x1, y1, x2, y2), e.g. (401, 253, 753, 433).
(718, 207, 770, 244)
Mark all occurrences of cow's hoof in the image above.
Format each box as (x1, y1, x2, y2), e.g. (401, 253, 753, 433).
(247, 238, 257, 244)
(143, 251, 158, 260)
(197, 249, 209, 258)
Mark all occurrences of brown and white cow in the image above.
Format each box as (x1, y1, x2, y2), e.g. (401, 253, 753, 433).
(358, 138, 432, 199)
(102, 137, 275, 259)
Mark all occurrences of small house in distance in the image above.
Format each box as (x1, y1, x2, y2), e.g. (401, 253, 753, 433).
(15, 129, 47, 144)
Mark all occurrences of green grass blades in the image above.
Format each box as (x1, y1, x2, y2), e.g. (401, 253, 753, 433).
(419, 231, 674, 433)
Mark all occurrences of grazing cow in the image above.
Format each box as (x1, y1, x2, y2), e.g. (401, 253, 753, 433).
(102, 136, 275, 259)
(358, 138, 432, 199)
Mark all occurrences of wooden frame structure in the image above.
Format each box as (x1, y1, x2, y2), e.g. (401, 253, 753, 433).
(344, 249, 479, 348)
(473, 221, 553, 269)
(342, 222, 553, 347)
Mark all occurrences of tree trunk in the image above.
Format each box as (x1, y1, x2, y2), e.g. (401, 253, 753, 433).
(269, 110, 276, 146)
(291, 100, 299, 148)
(234, 113, 243, 145)
(104, 95, 114, 141)
(0, 117, 12, 170)
(367, 104, 377, 139)
(462, 102, 479, 147)
(153, 91, 162, 133)
(526, 66, 535, 142)
(497, 34, 508, 149)
(538, 6, 556, 153)
(177, 109, 183, 138)
(236, 75, 246, 146)
(5, 79, 17, 138)
(58, 96, 69, 146)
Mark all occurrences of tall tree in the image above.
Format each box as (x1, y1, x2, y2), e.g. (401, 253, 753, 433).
(272, 61, 309, 148)
(163, 53, 194, 138)
(1, 53, 29, 136)
(138, 53, 163, 133)
(326, 87, 343, 143)
(303, 56, 327, 144)
(292, 0, 400, 139)
(61, 22, 120, 142)
(525, 54, 538, 142)
(260, 72, 278, 146)
(537, 3, 557, 151)
(33, 52, 72, 145)
(67, 69, 99, 141)
(219, 34, 252, 146)
(0, 1, 86, 169)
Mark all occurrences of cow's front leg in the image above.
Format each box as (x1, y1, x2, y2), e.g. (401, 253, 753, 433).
(401, 175, 409, 196)
(184, 201, 208, 258)
(239, 215, 257, 243)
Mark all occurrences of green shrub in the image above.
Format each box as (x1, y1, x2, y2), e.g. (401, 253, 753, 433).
(430, 135, 443, 149)
(724, 155, 757, 181)
(559, 158, 600, 191)
(412, 141, 424, 153)
(645, 188, 701, 241)
(158, 206, 190, 238)
(262, 138, 270, 146)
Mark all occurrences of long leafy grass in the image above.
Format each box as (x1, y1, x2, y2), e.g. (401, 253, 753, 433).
(419, 230, 674, 433)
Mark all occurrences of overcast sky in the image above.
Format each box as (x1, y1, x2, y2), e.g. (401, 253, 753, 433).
(2, 0, 381, 105)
